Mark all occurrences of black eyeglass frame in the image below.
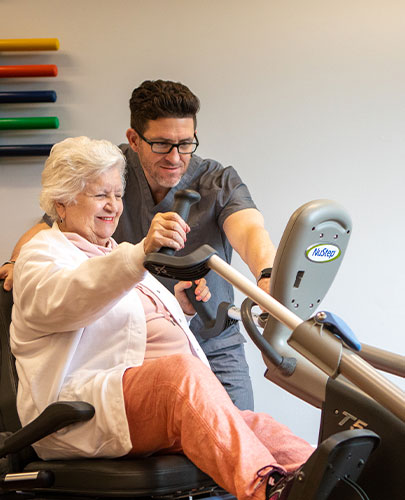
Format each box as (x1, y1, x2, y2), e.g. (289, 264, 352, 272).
(133, 128, 199, 155)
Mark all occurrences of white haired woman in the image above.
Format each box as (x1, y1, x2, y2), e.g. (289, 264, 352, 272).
(10, 137, 314, 500)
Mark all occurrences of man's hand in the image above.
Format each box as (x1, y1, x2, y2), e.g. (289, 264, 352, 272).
(174, 278, 211, 316)
(0, 262, 15, 291)
(143, 212, 190, 254)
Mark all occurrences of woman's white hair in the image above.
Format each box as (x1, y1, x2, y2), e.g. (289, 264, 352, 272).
(40, 136, 126, 221)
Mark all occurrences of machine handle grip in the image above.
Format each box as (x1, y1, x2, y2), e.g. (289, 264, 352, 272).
(185, 283, 216, 326)
(159, 189, 201, 256)
(157, 189, 216, 325)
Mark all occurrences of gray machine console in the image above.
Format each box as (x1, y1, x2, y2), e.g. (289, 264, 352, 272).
(270, 199, 352, 317)
(262, 199, 352, 407)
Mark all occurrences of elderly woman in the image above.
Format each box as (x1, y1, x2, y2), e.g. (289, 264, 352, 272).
(10, 137, 314, 500)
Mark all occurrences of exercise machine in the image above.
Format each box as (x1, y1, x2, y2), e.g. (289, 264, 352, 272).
(240, 199, 405, 499)
(144, 195, 405, 499)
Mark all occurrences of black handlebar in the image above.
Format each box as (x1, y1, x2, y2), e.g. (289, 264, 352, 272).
(154, 189, 234, 338)
(159, 190, 201, 256)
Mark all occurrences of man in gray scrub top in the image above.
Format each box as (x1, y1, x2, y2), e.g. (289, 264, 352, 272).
(0, 80, 276, 411)
(117, 80, 276, 410)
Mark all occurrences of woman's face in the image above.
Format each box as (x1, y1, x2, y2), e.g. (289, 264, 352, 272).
(56, 167, 124, 246)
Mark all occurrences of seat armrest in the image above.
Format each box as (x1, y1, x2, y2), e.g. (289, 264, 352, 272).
(0, 401, 94, 457)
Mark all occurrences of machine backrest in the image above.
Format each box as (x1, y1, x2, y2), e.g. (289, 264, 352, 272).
(0, 281, 21, 433)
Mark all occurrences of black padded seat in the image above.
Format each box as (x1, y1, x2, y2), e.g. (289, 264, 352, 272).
(24, 455, 215, 497)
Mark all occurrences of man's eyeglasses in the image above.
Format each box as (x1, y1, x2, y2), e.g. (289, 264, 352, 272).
(134, 128, 199, 155)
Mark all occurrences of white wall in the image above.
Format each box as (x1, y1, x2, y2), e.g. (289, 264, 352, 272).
(1, 0, 404, 444)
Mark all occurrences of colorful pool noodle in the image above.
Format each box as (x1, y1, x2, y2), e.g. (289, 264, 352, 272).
(0, 91, 57, 103)
(0, 144, 53, 157)
(0, 65, 58, 78)
(0, 38, 59, 51)
(0, 117, 59, 130)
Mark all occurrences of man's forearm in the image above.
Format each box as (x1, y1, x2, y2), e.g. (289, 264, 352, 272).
(242, 226, 276, 280)
(224, 208, 277, 282)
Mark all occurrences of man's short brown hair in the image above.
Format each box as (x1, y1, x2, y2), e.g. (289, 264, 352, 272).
(129, 80, 200, 133)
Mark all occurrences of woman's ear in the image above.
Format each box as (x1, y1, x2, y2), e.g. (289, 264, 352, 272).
(55, 201, 66, 221)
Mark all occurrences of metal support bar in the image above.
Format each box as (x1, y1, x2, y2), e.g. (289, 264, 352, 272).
(359, 343, 405, 378)
(227, 305, 264, 327)
(339, 350, 405, 421)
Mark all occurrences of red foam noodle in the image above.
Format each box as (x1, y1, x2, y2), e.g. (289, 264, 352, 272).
(0, 65, 58, 78)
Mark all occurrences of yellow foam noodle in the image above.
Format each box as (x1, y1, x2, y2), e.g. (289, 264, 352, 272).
(0, 38, 60, 51)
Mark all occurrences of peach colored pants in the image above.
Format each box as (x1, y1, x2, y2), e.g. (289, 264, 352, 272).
(123, 354, 313, 500)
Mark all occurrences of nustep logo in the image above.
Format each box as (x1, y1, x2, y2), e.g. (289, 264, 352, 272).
(306, 243, 341, 263)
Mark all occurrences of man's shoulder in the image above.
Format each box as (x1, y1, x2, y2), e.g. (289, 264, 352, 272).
(118, 143, 140, 168)
(188, 155, 243, 188)
(118, 143, 129, 154)
(190, 154, 223, 171)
